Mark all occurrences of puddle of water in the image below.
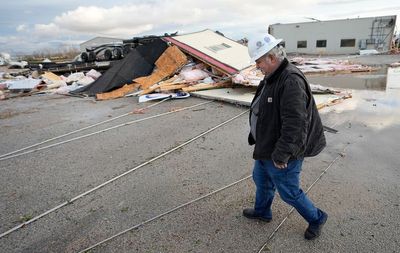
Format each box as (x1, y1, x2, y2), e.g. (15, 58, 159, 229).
(316, 67, 400, 130)
(307, 67, 388, 91)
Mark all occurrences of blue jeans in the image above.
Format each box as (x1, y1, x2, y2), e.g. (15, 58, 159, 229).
(252, 159, 324, 224)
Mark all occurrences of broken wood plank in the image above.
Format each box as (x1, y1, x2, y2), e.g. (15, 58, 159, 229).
(159, 84, 189, 91)
(139, 84, 162, 95)
(133, 46, 188, 89)
(181, 80, 232, 92)
(162, 75, 180, 84)
(139, 81, 190, 95)
(316, 94, 352, 110)
(96, 83, 140, 100)
(41, 71, 62, 82)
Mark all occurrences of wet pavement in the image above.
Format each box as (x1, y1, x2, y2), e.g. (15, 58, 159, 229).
(267, 67, 400, 253)
(311, 67, 400, 129)
(307, 67, 388, 91)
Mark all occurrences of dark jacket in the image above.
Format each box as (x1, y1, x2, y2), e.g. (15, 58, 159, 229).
(248, 58, 326, 163)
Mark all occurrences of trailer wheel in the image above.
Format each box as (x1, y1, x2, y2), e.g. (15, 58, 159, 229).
(104, 49, 112, 61)
(123, 45, 131, 55)
(114, 48, 123, 59)
(88, 51, 96, 62)
(81, 52, 89, 62)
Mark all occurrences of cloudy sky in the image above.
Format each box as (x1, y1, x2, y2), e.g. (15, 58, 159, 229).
(0, 0, 399, 55)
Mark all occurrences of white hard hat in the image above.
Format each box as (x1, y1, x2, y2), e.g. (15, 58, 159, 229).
(248, 33, 283, 62)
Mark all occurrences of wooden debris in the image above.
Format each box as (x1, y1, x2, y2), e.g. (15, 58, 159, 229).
(159, 84, 189, 91)
(139, 80, 189, 95)
(316, 94, 352, 110)
(134, 46, 188, 89)
(182, 80, 232, 92)
(96, 83, 140, 100)
(139, 85, 161, 96)
(41, 72, 62, 82)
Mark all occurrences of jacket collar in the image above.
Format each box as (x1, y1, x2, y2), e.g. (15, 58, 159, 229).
(252, 58, 289, 103)
(265, 58, 288, 84)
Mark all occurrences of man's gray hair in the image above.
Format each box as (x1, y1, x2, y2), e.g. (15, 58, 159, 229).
(266, 45, 286, 61)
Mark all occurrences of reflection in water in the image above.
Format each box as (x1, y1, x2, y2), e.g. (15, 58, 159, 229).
(318, 68, 400, 130)
(307, 68, 388, 91)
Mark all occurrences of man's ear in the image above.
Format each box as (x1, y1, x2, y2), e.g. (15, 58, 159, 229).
(269, 54, 277, 63)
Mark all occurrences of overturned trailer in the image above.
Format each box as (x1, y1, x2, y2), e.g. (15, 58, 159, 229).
(80, 43, 125, 62)
(80, 33, 177, 63)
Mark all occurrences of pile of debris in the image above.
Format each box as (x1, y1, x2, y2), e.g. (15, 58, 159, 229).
(290, 57, 377, 74)
(0, 52, 28, 69)
(233, 57, 377, 87)
(87, 29, 251, 101)
(0, 69, 101, 100)
(390, 62, 400, 68)
(1, 30, 364, 102)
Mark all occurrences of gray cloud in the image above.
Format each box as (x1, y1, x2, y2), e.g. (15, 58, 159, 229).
(0, 0, 398, 54)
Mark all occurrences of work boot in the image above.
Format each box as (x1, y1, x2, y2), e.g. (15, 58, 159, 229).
(242, 208, 272, 222)
(304, 211, 328, 240)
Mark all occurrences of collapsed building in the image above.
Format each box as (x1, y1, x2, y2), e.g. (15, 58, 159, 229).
(2, 28, 386, 107)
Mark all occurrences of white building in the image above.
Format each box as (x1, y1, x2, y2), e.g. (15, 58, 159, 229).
(79, 37, 124, 52)
(269, 15, 397, 55)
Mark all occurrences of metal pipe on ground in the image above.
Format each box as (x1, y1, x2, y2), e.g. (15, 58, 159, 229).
(78, 175, 253, 253)
(0, 100, 214, 163)
(0, 97, 171, 160)
(0, 109, 249, 239)
(78, 140, 349, 253)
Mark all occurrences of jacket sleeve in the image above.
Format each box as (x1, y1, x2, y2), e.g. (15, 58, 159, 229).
(248, 132, 255, 145)
(271, 76, 309, 163)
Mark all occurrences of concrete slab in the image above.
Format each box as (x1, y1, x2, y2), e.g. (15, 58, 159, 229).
(191, 87, 256, 106)
(191, 87, 351, 108)
(387, 67, 400, 89)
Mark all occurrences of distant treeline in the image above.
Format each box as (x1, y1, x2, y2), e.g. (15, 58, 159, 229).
(20, 47, 80, 62)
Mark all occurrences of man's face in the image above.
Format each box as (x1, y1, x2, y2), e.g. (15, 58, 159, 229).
(256, 54, 276, 75)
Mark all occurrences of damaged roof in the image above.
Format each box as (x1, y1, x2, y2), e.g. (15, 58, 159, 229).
(165, 29, 251, 75)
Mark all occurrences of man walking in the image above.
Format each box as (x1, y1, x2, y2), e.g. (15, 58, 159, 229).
(243, 33, 328, 240)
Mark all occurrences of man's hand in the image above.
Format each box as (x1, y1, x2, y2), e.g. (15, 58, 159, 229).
(273, 160, 287, 169)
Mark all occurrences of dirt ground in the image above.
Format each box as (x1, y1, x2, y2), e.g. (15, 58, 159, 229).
(0, 56, 399, 253)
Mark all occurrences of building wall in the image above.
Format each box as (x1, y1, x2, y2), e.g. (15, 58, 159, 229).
(80, 37, 124, 52)
(269, 15, 396, 55)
